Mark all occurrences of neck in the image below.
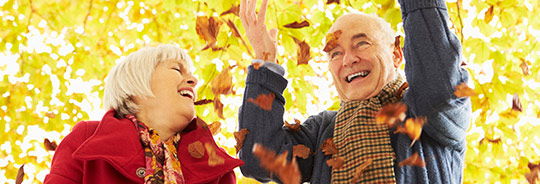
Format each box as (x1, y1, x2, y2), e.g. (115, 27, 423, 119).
(135, 108, 175, 141)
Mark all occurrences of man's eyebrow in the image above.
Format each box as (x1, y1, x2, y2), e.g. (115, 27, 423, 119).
(352, 33, 368, 40)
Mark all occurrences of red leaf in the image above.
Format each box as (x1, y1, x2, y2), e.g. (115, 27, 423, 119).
(326, 156, 344, 169)
(248, 93, 275, 111)
(292, 36, 311, 65)
(188, 141, 205, 159)
(326, 0, 340, 5)
(323, 30, 343, 52)
(205, 142, 224, 166)
(512, 93, 523, 112)
(194, 99, 213, 105)
(454, 82, 477, 98)
(16, 164, 24, 184)
(398, 152, 426, 167)
(394, 117, 426, 146)
(320, 138, 338, 156)
(220, 4, 239, 16)
(352, 159, 374, 183)
(375, 102, 407, 128)
(292, 144, 310, 159)
(284, 20, 310, 29)
(252, 144, 301, 184)
(234, 129, 250, 154)
(44, 138, 57, 151)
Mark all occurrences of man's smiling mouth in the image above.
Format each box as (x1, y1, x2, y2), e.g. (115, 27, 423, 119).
(346, 71, 370, 83)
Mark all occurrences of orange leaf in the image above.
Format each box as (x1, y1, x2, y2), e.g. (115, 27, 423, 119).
(209, 121, 222, 136)
(284, 120, 300, 132)
(326, 156, 345, 169)
(284, 20, 310, 29)
(394, 117, 426, 146)
(16, 164, 24, 184)
(320, 138, 338, 156)
(220, 4, 239, 16)
(398, 152, 426, 167)
(352, 159, 374, 183)
(292, 144, 311, 159)
(45, 112, 56, 118)
(213, 97, 224, 119)
(194, 99, 213, 105)
(520, 60, 531, 76)
(44, 138, 57, 151)
(323, 30, 343, 52)
(253, 62, 261, 70)
(484, 6, 494, 23)
(326, 0, 340, 5)
(252, 144, 301, 184)
(211, 67, 233, 96)
(454, 82, 477, 98)
(512, 93, 523, 112)
(375, 102, 407, 128)
(248, 93, 275, 111)
(526, 162, 540, 184)
(292, 36, 311, 65)
(205, 142, 224, 166)
(195, 16, 222, 51)
(234, 129, 250, 153)
(188, 141, 205, 159)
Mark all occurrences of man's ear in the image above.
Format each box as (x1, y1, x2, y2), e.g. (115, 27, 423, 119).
(393, 35, 404, 68)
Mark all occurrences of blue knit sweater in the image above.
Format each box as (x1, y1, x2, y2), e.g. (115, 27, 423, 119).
(238, 0, 472, 183)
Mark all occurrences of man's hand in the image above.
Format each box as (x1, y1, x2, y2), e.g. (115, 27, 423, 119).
(240, 0, 278, 63)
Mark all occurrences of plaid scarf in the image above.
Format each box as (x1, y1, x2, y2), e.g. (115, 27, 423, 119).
(331, 76, 407, 183)
(126, 115, 185, 184)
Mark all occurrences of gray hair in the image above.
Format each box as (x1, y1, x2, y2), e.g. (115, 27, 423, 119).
(103, 44, 193, 117)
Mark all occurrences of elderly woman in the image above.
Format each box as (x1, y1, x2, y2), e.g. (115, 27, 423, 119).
(44, 44, 243, 184)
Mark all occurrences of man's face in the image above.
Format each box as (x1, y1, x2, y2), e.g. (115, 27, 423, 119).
(326, 14, 402, 102)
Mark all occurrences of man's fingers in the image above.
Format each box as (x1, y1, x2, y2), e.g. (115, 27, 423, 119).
(269, 28, 278, 43)
(248, 0, 256, 16)
(258, 0, 269, 22)
(240, 0, 246, 16)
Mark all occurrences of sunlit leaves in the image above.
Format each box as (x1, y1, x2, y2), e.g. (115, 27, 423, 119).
(291, 37, 311, 65)
(252, 144, 301, 184)
(211, 66, 233, 96)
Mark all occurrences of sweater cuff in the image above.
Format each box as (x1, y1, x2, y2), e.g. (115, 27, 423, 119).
(246, 65, 288, 94)
(253, 59, 285, 76)
(399, 0, 447, 16)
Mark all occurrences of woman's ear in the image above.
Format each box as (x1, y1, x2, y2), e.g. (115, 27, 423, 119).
(393, 35, 404, 68)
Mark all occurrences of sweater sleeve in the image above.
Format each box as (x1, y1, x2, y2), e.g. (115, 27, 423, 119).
(399, 0, 472, 149)
(238, 65, 325, 183)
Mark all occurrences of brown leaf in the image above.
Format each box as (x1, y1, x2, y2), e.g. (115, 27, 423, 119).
(213, 97, 224, 119)
(398, 152, 426, 167)
(326, 0, 340, 5)
(16, 164, 24, 184)
(195, 16, 222, 51)
(375, 102, 407, 128)
(220, 4, 239, 16)
(188, 141, 205, 159)
(320, 138, 338, 156)
(326, 156, 345, 169)
(194, 99, 213, 105)
(208, 121, 222, 136)
(352, 159, 374, 183)
(234, 129, 250, 153)
(225, 19, 242, 38)
(394, 117, 426, 146)
(527, 162, 540, 184)
(521, 60, 531, 76)
(454, 82, 477, 98)
(284, 20, 310, 29)
(284, 120, 300, 132)
(512, 92, 523, 112)
(292, 36, 311, 65)
(323, 30, 343, 52)
(394, 35, 402, 48)
(211, 67, 233, 96)
(248, 93, 275, 111)
(44, 138, 57, 151)
(252, 144, 301, 184)
(484, 6, 494, 23)
(292, 144, 310, 159)
(205, 142, 225, 166)
(45, 112, 56, 118)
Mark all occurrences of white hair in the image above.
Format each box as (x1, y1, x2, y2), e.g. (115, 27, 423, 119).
(103, 44, 193, 117)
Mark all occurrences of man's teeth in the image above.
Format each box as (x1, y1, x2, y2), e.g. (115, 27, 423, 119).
(179, 90, 194, 99)
(347, 71, 370, 82)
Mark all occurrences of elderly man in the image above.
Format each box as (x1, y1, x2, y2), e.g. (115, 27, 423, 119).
(238, 0, 471, 183)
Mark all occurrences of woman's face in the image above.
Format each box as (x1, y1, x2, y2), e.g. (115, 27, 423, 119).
(136, 59, 198, 131)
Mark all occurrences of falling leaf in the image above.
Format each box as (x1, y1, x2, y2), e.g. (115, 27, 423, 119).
(394, 35, 402, 48)
(526, 162, 540, 184)
(194, 99, 213, 105)
(262, 52, 271, 62)
(211, 67, 233, 96)
(394, 117, 426, 146)
(205, 142, 225, 166)
(375, 102, 407, 128)
(284, 120, 300, 132)
(320, 138, 338, 156)
(225, 19, 242, 38)
(292, 144, 310, 159)
(188, 141, 205, 159)
(248, 93, 275, 111)
(209, 121, 222, 136)
(352, 159, 374, 183)
(520, 60, 531, 76)
(195, 16, 222, 50)
(292, 36, 311, 65)
(16, 164, 24, 184)
(484, 6, 494, 23)
(326, 0, 340, 5)
(454, 82, 477, 98)
(479, 137, 502, 145)
(323, 30, 343, 52)
(213, 97, 224, 119)
(326, 156, 345, 169)
(512, 93, 523, 112)
(234, 129, 250, 153)
(44, 138, 57, 151)
(284, 20, 310, 29)
(252, 144, 301, 184)
(45, 112, 56, 119)
(220, 4, 239, 16)
(398, 152, 426, 167)
(253, 62, 261, 70)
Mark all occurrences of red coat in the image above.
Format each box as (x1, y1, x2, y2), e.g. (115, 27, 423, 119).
(44, 110, 244, 184)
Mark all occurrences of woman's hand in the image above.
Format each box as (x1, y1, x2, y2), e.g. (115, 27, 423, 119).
(240, 0, 278, 63)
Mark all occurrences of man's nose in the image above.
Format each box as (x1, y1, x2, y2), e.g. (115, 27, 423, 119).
(342, 52, 359, 67)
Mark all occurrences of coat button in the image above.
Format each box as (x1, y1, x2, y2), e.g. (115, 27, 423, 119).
(136, 167, 145, 178)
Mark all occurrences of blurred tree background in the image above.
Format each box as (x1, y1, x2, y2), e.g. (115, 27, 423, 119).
(1, 0, 539, 183)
